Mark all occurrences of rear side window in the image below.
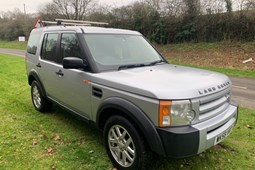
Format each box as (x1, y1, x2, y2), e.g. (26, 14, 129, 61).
(41, 33, 59, 62)
(27, 29, 41, 55)
(58, 33, 81, 63)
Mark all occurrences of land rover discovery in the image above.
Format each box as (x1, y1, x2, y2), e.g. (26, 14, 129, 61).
(26, 19, 238, 170)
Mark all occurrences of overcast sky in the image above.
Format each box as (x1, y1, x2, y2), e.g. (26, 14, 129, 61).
(0, 0, 138, 13)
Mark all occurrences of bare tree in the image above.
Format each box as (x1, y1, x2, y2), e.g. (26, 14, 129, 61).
(38, 3, 61, 21)
(144, 0, 161, 10)
(52, 0, 96, 20)
(224, 0, 233, 12)
(144, 0, 184, 17)
(162, 0, 185, 17)
(244, 0, 255, 9)
(201, 0, 225, 14)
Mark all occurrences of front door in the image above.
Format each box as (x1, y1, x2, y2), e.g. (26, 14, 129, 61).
(38, 32, 92, 119)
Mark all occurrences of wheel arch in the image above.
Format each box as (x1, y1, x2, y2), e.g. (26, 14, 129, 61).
(96, 97, 166, 156)
(28, 71, 47, 98)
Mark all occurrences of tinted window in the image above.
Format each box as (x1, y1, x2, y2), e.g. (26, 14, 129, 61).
(59, 33, 81, 63)
(41, 33, 58, 62)
(27, 29, 41, 55)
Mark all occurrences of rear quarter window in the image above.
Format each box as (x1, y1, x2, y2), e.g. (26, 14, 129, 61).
(27, 29, 42, 55)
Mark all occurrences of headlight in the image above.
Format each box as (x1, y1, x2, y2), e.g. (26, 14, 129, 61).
(159, 100, 195, 127)
(171, 100, 195, 126)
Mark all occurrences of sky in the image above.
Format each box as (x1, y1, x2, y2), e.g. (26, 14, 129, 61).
(0, 0, 138, 14)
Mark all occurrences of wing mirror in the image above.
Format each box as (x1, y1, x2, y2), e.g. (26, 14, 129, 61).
(63, 57, 88, 69)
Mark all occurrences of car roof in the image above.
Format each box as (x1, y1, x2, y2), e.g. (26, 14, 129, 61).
(37, 26, 141, 35)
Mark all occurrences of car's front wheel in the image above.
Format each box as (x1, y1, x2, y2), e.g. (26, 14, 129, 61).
(104, 115, 149, 170)
(31, 81, 52, 112)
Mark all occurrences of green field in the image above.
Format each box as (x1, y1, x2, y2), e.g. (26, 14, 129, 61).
(0, 41, 27, 50)
(0, 54, 254, 169)
(159, 41, 255, 79)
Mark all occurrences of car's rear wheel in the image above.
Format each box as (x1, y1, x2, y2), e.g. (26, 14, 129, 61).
(104, 115, 149, 170)
(31, 81, 52, 112)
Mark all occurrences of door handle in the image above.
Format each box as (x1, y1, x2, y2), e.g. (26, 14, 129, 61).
(36, 63, 41, 68)
(56, 70, 64, 77)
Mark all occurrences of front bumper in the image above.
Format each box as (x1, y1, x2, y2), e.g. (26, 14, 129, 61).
(157, 103, 238, 158)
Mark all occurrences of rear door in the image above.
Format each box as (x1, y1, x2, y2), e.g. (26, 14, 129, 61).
(38, 33, 61, 99)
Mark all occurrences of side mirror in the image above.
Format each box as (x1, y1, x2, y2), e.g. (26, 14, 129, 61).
(63, 57, 87, 69)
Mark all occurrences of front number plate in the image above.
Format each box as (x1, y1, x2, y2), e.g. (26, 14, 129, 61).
(214, 125, 234, 145)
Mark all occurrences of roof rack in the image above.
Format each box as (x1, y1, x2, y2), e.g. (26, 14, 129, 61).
(55, 19, 109, 26)
(42, 21, 91, 26)
(34, 17, 109, 28)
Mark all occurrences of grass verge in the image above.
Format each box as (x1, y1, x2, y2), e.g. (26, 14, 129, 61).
(0, 41, 27, 50)
(160, 41, 255, 79)
(0, 54, 255, 170)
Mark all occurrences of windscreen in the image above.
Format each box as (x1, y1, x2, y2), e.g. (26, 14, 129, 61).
(84, 34, 163, 71)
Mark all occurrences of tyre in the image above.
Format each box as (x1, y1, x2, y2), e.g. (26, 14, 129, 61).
(104, 115, 149, 170)
(31, 81, 52, 112)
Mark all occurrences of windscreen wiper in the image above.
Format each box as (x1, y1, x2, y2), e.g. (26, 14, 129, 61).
(148, 60, 166, 66)
(118, 60, 166, 70)
(118, 64, 146, 70)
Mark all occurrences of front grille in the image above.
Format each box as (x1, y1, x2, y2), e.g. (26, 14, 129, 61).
(192, 88, 231, 123)
(199, 94, 230, 121)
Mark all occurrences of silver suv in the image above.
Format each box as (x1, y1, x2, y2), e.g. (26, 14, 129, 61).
(26, 19, 238, 170)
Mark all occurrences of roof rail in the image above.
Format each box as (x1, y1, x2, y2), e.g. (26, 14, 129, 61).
(34, 18, 109, 28)
(42, 21, 91, 26)
(55, 19, 109, 26)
